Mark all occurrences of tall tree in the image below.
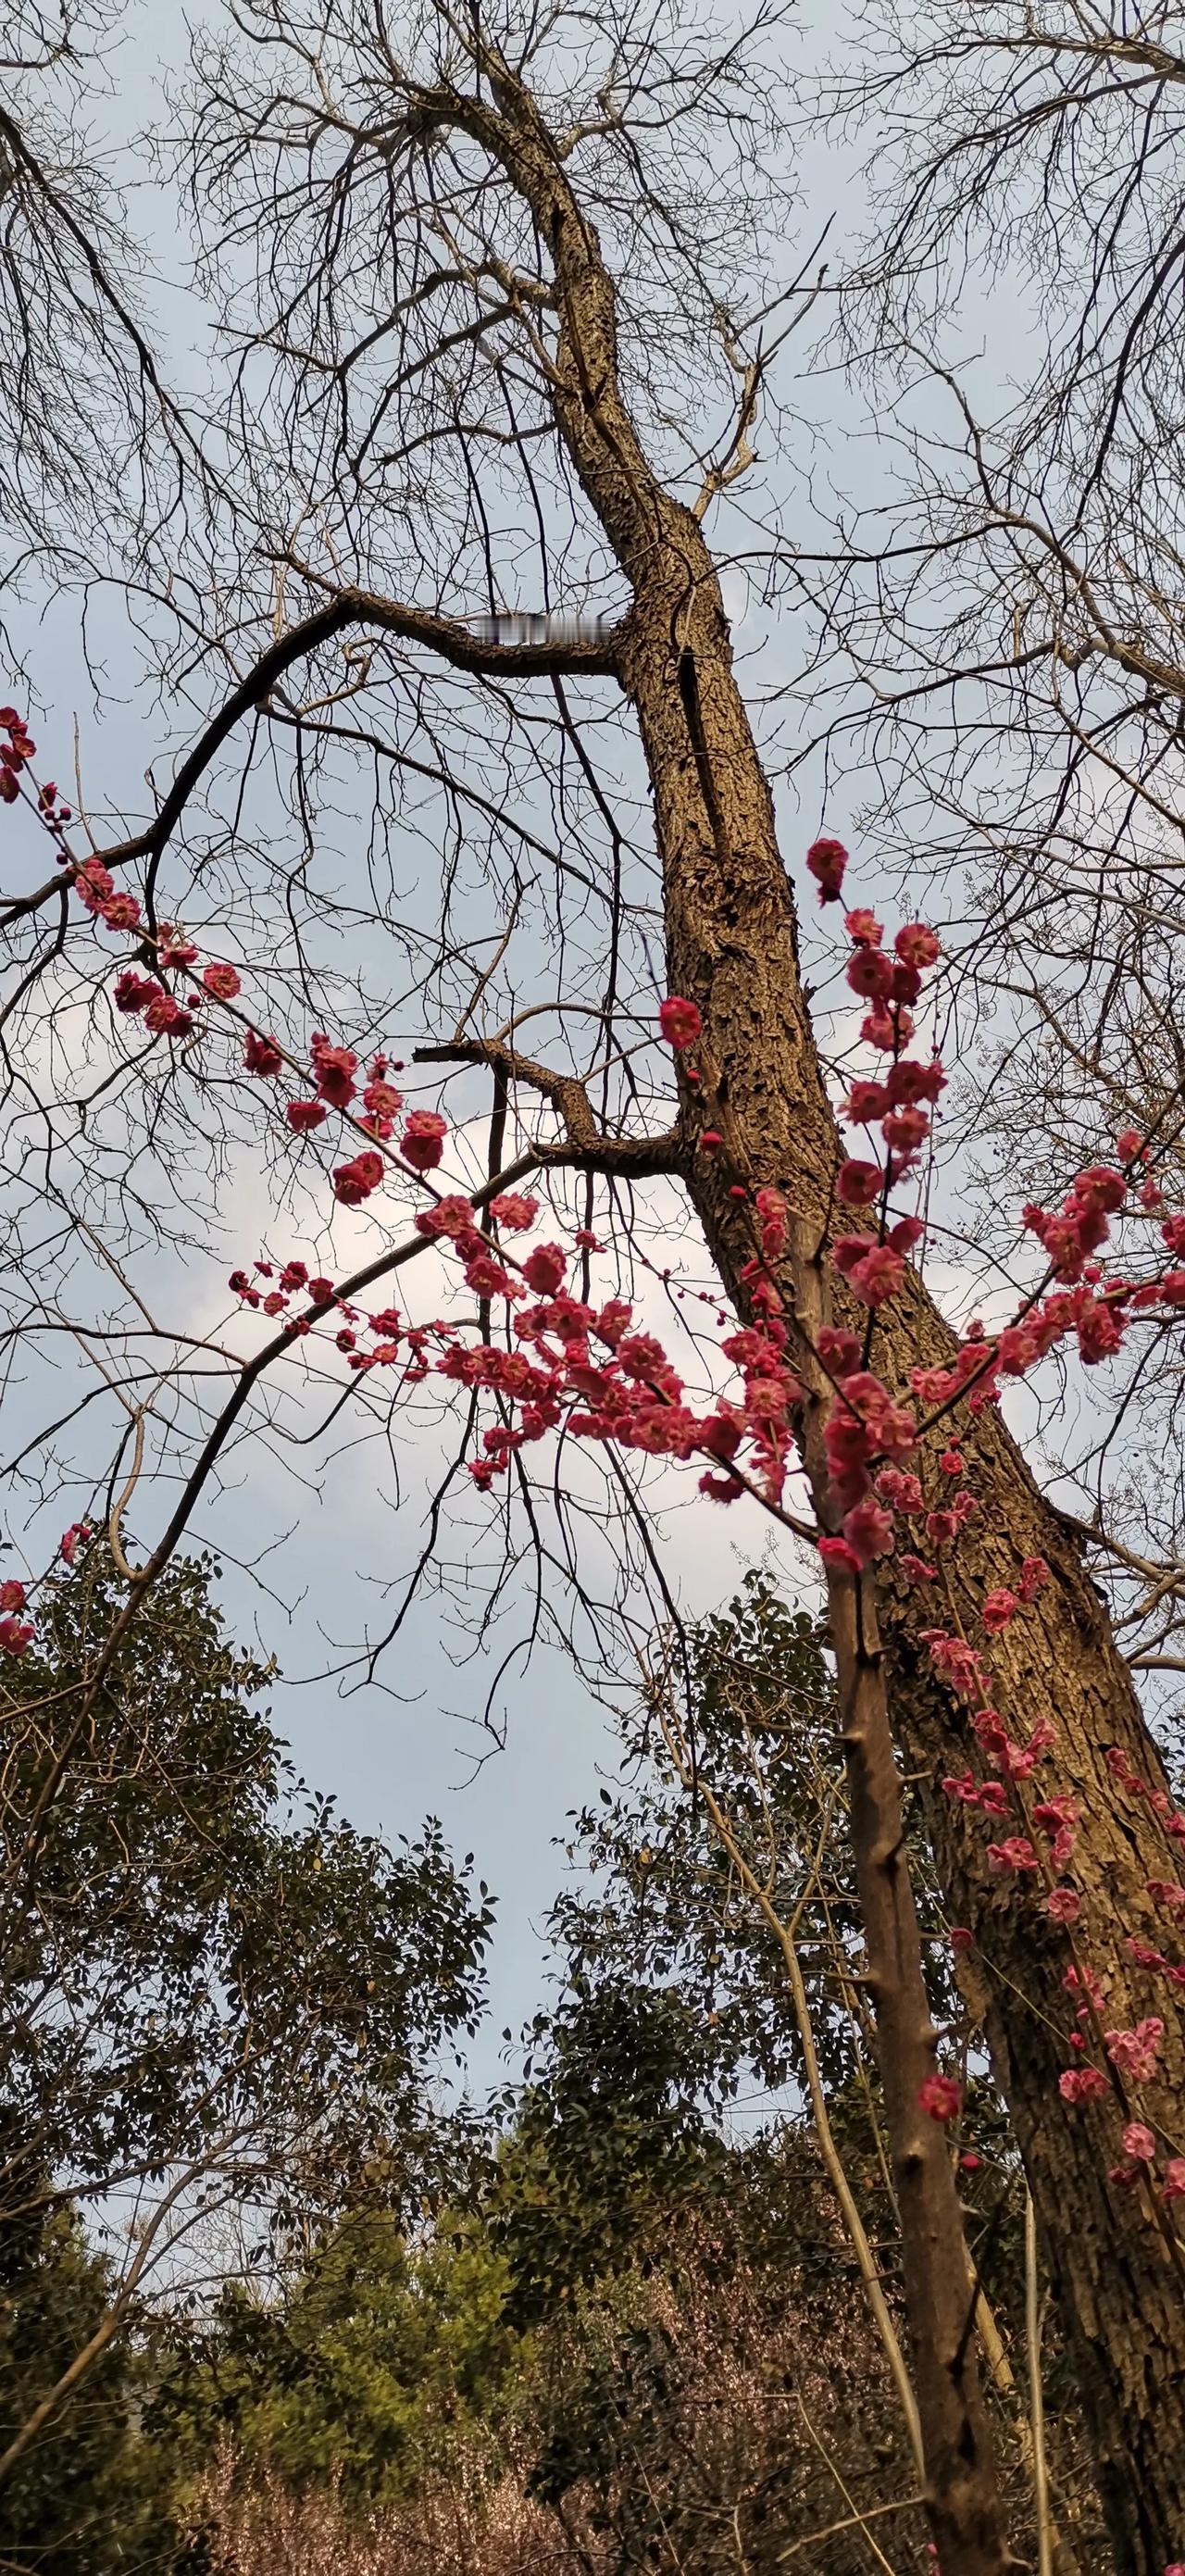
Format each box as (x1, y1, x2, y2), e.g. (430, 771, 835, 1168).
(0, 2195, 173, 2576)
(0, 2, 1182, 2562)
(0, 1546, 493, 2494)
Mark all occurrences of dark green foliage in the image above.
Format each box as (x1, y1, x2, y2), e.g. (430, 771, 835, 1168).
(155, 2208, 522, 2512)
(0, 1547, 494, 2561)
(0, 1548, 494, 2242)
(546, 1575, 860, 2101)
(489, 1974, 735, 2327)
(143, 1575, 905, 2563)
(2, 1561, 1091, 2569)
(0, 2196, 173, 2574)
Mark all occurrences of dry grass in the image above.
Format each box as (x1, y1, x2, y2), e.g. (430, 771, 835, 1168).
(193, 2452, 593, 2575)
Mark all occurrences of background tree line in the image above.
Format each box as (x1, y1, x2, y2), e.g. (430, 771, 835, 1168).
(2, 1558, 1106, 2571)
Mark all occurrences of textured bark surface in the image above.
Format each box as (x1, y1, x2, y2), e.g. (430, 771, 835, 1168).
(618, 562, 1185, 2571)
(463, 52, 1185, 2566)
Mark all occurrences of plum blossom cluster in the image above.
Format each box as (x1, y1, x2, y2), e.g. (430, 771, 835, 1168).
(796, 844, 1185, 2176)
(43, 775, 445, 1197)
(1108, 2121, 1185, 2200)
(0, 1577, 33, 1658)
(0, 706, 507, 1232)
(423, 1196, 804, 1502)
(134, 825, 1181, 2084)
(920, 1573, 1185, 2189)
(918, 2072, 962, 2124)
(0, 1526, 94, 1660)
(1056, 1971, 1185, 2199)
(0, 706, 67, 815)
(118, 934, 441, 1202)
(0, 718, 440, 1207)
(822, 903, 945, 1319)
(9, 746, 1185, 2215)
(911, 1165, 1185, 1391)
(226, 1253, 450, 1380)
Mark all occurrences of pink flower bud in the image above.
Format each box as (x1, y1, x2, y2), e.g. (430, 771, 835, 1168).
(918, 2073, 961, 2122)
(805, 835, 848, 903)
(658, 994, 702, 1049)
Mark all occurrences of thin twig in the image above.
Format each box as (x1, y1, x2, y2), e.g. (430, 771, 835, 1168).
(649, 1668, 925, 2484)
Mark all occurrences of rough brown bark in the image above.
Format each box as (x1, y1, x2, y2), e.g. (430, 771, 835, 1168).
(432, 45, 1184, 2563)
(614, 551, 1185, 2570)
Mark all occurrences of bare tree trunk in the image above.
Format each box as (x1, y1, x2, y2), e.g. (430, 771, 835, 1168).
(619, 541, 1185, 2571)
(455, 78, 1018, 2566)
(462, 47, 1185, 2559)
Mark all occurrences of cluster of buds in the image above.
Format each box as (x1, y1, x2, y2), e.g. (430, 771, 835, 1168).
(0, 707, 42, 807)
(0, 1526, 94, 1659)
(0, 1576, 33, 1657)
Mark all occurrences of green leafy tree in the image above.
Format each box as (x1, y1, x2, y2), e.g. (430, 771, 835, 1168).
(490, 1975, 735, 2329)
(0, 2196, 172, 2576)
(151, 1577, 1099, 2569)
(0, 1546, 493, 2532)
(551, 1577, 854, 2098)
(156, 2207, 523, 2516)
(2, 1548, 493, 2237)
